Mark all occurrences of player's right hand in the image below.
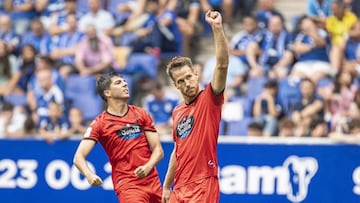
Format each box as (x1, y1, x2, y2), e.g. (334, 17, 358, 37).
(162, 188, 172, 203)
(87, 174, 103, 186)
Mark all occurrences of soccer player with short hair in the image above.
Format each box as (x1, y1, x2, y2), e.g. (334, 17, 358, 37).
(162, 10, 229, 203)
(73, 72, 164, 203)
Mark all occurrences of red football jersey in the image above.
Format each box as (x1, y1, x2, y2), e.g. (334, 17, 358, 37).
(172, 84, 224, 189)
(84, 105, 161, 191)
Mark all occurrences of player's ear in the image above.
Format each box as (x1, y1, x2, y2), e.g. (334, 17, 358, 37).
(104, 89, 111, 97)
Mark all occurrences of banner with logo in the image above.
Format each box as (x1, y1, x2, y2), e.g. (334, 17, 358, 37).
(0, 139, 360, 203)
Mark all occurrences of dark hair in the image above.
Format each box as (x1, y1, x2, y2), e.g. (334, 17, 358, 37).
(279, 118, 295, 129)
(248, 122, 264, 131)
(0, 40, 11, 78)
(333, 71, 354, 94)
(1, 101, 14, 111)
(166, 56, 193, 81)
(36, 55, 55, 67)
(243, 15, 257, 22)
(348, 118, 360, 131)
(301, 77, 315, 86)
(332, 0, 346, 8)
(264, 79, 278, 89)
(96, 72, 123, 102)
(309, 117, 326, 131)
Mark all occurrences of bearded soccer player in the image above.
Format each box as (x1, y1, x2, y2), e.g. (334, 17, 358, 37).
(73, 72, 164, 203)
(162, 10, 229, 203)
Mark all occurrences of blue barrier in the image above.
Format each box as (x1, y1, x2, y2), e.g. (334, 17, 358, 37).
(0, 137, 360, 203)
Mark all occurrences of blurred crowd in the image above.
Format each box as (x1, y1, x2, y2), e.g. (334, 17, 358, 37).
(1, 0, 360, 142)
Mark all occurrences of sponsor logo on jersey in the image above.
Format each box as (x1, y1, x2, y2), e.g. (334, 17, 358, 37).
(117, 124, 142, 140)
(176, 116, 194, 139)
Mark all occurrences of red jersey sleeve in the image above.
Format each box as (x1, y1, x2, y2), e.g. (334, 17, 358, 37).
(207, 83, 224, 106)
(83, 116, 102, 142)
(139, 108, 157, 132)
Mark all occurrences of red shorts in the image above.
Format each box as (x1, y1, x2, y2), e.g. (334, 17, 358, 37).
(116, 180, 162, 203)
(170, 176, 219, 203)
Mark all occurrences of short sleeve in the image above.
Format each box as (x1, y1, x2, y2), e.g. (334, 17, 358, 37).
(83, 118, 101, 142)
(206, 84, 224, 106)
(141, 108, 157, 132)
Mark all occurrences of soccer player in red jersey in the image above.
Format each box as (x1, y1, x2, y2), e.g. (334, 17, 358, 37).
(162, 10, 229, 203)
(73, 72, 164, 203)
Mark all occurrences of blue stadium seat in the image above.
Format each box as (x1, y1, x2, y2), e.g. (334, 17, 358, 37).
(4, 94, 27, 106)
(71, 94, 103, 122)
(278, 77, 302, 117)
(65, 75, 103, 121)
(246, 76, 268, 100)
(225, 117, 253, 136)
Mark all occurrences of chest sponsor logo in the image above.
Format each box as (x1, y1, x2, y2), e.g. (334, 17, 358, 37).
(116, 124, 142, 140)
(176, 116, 194, 139)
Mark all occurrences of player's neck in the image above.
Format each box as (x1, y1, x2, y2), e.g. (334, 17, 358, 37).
(107, 100, 129, 117)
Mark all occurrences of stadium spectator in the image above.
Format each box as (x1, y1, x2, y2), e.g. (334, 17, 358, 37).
(252, 80, 282, 137)
(78, 0, 115, 35)
(200, 0, 235, 32)
(21, 18, 52, 55)
(106, 0, 143, 25)
(348, 88, 360, 120)
(124, 0, 179, 54)
(328, 71, 357, 131)
(247, 121, 264, 136)
(173, 0, 201, 56)
(246, 14, 294, 79)
(0, 45, 37, 97)
(0, 101, 29, 138)
(50, 13, 85, 78)
(229, 15, 263, 72)
(292, 15, 333, 83)
(326, 0, 357, 71)
(329, 118, 360, 143)
(144, 81, 179, 136)
(202, 55, 246, 100)
(0, 15, 21, 55)
(35, 0, 66, 30)
(308, 116, 328, 137)
(307, 0, 332, 28)
(343, 20, 360, 75)
(47, 0, 79, 36)
(27, 56, 65, 125)
(4, 0, 37, 35)
(38, 101, 69, 144)
(278, 118, 296, 137)
(0, 40, 18, 88)
(255, 0, 284, 29)
(65, 107, 87, 136)
(291, 78, 325, 137)
(75, 24, 114, 76)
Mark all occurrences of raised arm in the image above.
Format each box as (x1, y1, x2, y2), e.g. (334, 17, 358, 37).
(73, 139, 103, 186)
(205, 10, 229, 95)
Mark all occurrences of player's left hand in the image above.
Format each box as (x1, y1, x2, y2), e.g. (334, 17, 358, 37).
(205, 10, 222, 28)
(134, 165, 151, 178)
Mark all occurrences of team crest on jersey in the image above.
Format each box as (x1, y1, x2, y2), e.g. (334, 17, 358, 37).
(117, 124, 142, 140)
(176, 116, 194, 139)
